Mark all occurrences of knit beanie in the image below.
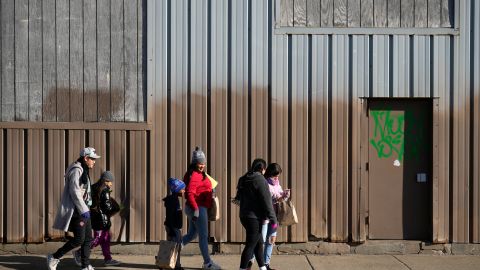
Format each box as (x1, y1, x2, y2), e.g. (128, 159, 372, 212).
(168, 178, 186, 193)
(101, 171, 114, 182)
(191, 146, 206, 164)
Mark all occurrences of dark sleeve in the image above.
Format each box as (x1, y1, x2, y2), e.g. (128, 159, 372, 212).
(100, 189, 118, 215)
(257, 177, 277, 224)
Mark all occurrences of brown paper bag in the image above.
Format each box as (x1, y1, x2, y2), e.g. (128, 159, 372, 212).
(208, 196, 220, 221)
(155, 240, 179, 269)
(277, 199, 298, 226)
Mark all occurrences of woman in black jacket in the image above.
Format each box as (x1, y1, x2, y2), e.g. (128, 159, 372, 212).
(237, 158, 278, 270)
(74, 171, 121, 267)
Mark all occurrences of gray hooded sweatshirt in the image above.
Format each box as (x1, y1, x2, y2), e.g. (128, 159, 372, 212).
(53, 162, 91, 231)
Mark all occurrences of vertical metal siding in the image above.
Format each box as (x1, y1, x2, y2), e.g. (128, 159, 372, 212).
(271, 32, 289, 242)
(373, 36, 389, 97)
(210, 0, 228, 242)
(413, 36, 431, 97)
(46, 130, 65, 239)
(310, 35, 329, 239)
(452, 0, 471, 243)
(1, 0, 15, 121)
(27, 129, 45, 242)
(250, 0, 269, 160)
(170, 0, 188, 180)
(432, 36, 451, 243)
(291, 36, 309, 242)
(129, 131, 147, 242)
(190, 0, 208, 152)
(229, 0, 249, 242)
(0, 130, 3, 241)
(148, 0, 168, 242)
(89, 130, 107, 181)
(331, 35, 349, 241)
(109, 130, 127, 242)
(392, 36, 410, 97)
(28, 0, 43, 121)
(6, 129, 24, 242)
(474, 0, 480, 243)
(351, 35, 369, 242)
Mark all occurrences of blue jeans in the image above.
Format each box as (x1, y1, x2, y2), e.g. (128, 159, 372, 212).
(262, 223, 277, 265)
(182, 205, 211, 264)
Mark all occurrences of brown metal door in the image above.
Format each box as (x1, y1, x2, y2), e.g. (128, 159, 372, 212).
(368, 99, 432, 240)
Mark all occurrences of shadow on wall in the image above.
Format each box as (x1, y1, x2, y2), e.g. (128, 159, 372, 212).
(42, 87, 127, 121)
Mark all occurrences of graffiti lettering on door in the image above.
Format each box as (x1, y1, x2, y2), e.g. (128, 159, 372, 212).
(370, 110, 405, 161)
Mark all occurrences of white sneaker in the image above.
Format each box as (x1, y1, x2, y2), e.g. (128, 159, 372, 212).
(46, 254, 60, 270)
(203, 260, 221, 269)
(81, 265, 95, 270)
(104, 259, 122, 266)
(72, 249, 81, 266)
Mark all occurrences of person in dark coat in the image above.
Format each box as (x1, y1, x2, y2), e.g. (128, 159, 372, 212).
(162, 177, 186, 270)
(237, 158, 278, 270)
(73, 171, 121, 267)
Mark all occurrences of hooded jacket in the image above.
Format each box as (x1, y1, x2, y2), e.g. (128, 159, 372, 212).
(53, 161, 92, 231)
(236, 171, 277, 224)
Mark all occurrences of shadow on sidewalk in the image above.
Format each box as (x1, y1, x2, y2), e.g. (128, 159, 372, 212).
(0, 255, 175, 270)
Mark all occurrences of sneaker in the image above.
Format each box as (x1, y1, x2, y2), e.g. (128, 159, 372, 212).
(81, 265, 95, 270)
(46, 254, 60, 270)
(265, 264, 276, 270)
(72, 249, 81, 266)
(203, 260, 221, 269)
(104, 259, 122, 266)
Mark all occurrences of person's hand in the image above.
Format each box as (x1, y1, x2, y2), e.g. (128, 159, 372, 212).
(81, 211, 90, 220)
(192, 209, 199, 222)
(283, 189, 291, 199)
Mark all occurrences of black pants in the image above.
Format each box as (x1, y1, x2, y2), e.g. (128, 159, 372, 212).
(240, 217, 265, 268)
(53, 212, 93, 268)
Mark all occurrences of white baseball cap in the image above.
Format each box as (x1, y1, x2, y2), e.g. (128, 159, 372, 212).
(80, 147, 101, 159)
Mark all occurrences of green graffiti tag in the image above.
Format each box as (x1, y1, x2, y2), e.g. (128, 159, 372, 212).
(370, 111, 405, 161)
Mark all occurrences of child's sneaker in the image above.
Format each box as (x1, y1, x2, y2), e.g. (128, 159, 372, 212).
(203, 260, 221, 269)
(104, 259, 122, 266)
(81, 265, 95, 270)
(46, 254, 60, 270)
(72, 249, 81, 266)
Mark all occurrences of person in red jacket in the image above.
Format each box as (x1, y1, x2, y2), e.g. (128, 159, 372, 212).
(181, 147, 221, 270)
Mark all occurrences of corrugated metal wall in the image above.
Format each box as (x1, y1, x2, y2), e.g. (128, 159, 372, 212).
(146, 0, 480, 244)
(0, 0, 480, 244)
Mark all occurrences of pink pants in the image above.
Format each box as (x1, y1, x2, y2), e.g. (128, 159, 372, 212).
(91, 230, 112, 261)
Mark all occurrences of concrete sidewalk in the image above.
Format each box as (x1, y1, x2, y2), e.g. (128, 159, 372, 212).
(1, 254, 480, 270)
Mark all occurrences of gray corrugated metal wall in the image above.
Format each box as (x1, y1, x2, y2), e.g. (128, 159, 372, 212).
(147, 0, 479, 243)
(0, 0, 479, 244)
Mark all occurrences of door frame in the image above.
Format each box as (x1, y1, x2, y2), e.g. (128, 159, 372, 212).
(359, 97, 440, 241)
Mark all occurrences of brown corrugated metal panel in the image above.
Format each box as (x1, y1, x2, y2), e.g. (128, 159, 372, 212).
(209, 0, 228, 242)
(67, 130, 85, 167)
(351, 36, 369, 242)
(330, 35, 349, 241)
(432, 36, 450, 243)
(27, 129, 45, 242)
(148, 0, 168, 242)
(310, 35, 329, 239)
(474, 0, 480, 243)
(250, 0, 268, 160)
(271, 32, 288, 243)
(129, 131, 147, 242)
(229, 0, 248, 243)
(47, 130, 66, 239)
(170, 0, 188, 181)
(359, 100, 369, 241)
(6, 129, 24, 242)
(109, 130, 127, 242)
(0, 130, 3, 241)
(88, 130, 107, 181)
(291, 36, 308, 242)
(452, 0, 471, 243)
